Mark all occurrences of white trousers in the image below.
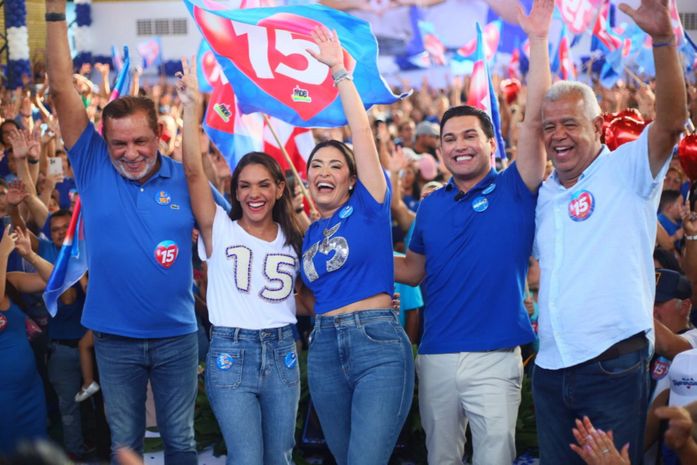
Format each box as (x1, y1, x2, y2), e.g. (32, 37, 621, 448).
(416, 348, 523, 465)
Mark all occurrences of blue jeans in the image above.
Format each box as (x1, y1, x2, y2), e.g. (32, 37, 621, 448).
(308, 310, 415, 465)
(205, 325, 299, 465)
(47, 342, 85, 456)
(533, 347, 649, 465)
(94, 331, 198, 465)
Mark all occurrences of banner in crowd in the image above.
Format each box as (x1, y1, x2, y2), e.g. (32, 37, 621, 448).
(184, 0, 407, 127)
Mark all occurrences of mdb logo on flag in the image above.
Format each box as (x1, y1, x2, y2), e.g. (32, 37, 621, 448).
(185, 0, 407, 127)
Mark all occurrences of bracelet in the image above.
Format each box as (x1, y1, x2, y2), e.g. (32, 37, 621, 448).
(45, 12, 66, 22)
(27, 158, 39, 165)
(332, 69, 353, 86)
(686, 234, 697, 241)
(652, 37, 675, 48)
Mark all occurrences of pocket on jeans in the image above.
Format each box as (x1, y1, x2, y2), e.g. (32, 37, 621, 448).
(207, 349, 244, 389)
(597, 350, 643, 376)
(274, 345, 300, 386)
(361, 320, 402, 344)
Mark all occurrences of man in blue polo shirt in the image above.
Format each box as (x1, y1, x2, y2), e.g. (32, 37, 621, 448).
(394, 1, 551, 463)
(45, 1, 198, 463)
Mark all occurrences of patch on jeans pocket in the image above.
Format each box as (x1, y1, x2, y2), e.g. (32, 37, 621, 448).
(284, 352, 297, 368)
(216, 353, 235, 370)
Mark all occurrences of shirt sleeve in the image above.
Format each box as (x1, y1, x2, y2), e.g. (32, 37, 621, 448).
(67, 123, 110, 189)
(197, 204, 230, 262)
(352, 170, 391, 217)
(409, 205, 426, 255)
(613, 124, 670, 199)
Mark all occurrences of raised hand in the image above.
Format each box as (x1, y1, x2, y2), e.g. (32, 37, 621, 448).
(13, 227, 32, 258)
(517, 0, 554, 39)
(619, 0, 673, 40)
(655, 406, 695, 452)
(175, 56, 201, 108)
(387, 145, 407, 175)
(307, 26, 344, 72)
(0, 225, 15, 257)
(7, 128, 32, 159)
(6, 180, 28, 206)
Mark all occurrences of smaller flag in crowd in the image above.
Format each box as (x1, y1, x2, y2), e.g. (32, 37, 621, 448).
(137, 37, 162, 69)
(466, 23, 506, 163)
(43, 199, 87, 317)
(109, 46, 131, 100)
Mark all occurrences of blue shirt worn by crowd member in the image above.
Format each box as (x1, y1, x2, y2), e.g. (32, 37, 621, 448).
(409, 163, 536, 354)
(68, 123, 197, 338)
(301, 179, 394, 314)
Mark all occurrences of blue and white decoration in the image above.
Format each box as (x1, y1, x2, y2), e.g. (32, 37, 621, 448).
(73, 0, 93, 68)
(4, 0, 30, 89)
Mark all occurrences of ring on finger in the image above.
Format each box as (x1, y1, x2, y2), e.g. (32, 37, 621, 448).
(601, 448, 610, 454)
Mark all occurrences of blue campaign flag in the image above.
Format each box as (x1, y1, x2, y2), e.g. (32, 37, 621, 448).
(184, 0, 407, 128)
(110, 46, 131, 100)
(43, 199, 87, 317)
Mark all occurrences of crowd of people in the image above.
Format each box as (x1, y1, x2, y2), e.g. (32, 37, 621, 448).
(2, 0, 697, 464)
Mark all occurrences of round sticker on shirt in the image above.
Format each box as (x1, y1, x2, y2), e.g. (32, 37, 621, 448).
(0, 313, 7, 333)
(568, 190, 595, 222)
(155, 191, 172, 206)
(154, 240, 179, 268)
(472, 196, 488, 212)
(339, 205, 353, 219)
(216, 353, 234, 370)
(482, 183, 496, 195)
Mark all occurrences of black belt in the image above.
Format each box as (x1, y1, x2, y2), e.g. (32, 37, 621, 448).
(590, 332, 647, 363)
(53, 339, 80, 348)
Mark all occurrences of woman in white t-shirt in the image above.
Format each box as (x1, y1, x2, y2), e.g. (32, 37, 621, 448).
(178, 60, 305, 465)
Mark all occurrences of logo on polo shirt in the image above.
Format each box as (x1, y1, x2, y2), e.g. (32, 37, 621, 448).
(155, 191, 171, 206)
(154, 240, 179, 268)
(568, 190, 594, 222)
(0, 313, 6, 333)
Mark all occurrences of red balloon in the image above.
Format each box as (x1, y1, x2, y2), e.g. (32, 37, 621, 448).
(500, 79, 521, 105)
(616, 108, 643, 122)
(605, 115, 646, 151)
(679, 134, 697, 181)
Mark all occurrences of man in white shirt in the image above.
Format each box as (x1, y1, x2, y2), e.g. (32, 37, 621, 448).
(531, 1, 688, 464)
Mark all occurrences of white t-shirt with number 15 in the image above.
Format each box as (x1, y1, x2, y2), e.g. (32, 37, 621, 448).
(198, 205, 298, 330)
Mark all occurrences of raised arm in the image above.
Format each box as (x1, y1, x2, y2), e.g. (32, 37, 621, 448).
(0, 225, 14, 299)
(308, 27, 387, 202)
(45, 0, 89, 149)
(11, 227, 54, 287)
(515, 0, 552, 191)
(619, 0, 688, 176)
(176, 57, 215, 257)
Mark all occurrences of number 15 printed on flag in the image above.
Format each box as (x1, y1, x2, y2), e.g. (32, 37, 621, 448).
(184, 0, 408, 128)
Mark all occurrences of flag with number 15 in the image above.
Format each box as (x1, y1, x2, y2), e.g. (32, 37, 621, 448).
(184, 0, 407, 128)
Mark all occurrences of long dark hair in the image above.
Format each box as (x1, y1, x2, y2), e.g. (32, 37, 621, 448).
(229, 152, 304, 256)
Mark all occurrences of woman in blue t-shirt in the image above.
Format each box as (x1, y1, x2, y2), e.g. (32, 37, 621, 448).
(300, 26, 414, 465)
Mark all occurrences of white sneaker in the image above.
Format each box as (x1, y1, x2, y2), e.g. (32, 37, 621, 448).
(75, 381, 100, 402)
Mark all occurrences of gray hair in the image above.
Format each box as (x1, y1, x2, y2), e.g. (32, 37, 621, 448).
(543, 81, 601, 120)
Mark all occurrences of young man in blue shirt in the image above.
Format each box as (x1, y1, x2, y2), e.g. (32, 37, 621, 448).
(45, 1, 198, 463)
(394, 1, 551, 463)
